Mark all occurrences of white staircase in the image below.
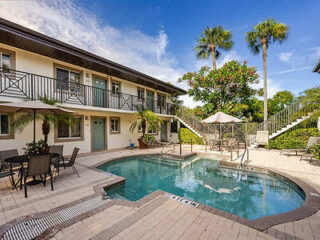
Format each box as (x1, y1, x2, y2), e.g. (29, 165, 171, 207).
(269, 112, 314, 139)
(175, 116, 203, 137)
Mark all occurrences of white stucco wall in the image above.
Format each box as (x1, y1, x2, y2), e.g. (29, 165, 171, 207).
(0, 42, 177, 154)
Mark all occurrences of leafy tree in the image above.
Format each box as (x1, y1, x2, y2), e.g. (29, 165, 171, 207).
(246, 18, 288, 129)
(195, 26, 233, 70)
(272, 90, 294, 110)
(12, 97, 72, 143)
(179, 60, 260, 118)
(130, 105, 161, 138)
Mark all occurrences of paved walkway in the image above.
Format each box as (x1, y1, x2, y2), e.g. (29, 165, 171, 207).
(0, 148, 319, 240)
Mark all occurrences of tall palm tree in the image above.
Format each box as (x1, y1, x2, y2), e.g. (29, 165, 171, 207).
(195, 26, 233, 70)
(12, 97, 72, 143)
(130, 105, 161, 138)
(246, 18, 288, 130)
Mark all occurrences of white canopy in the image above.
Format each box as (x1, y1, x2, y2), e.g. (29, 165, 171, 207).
(202, 111, 241, 123)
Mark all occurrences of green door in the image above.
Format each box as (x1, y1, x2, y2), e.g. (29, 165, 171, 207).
(93, 118, 105, 151)
(161, 121, 168, 142)
(94, 77, 107, 107)
(146, 91, 154, 111)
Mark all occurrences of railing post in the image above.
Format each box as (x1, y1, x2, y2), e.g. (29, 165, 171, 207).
(31, 75, 34, 100)
(191, 138, 192, 152)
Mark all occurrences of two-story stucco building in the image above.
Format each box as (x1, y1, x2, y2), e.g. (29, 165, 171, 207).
(0, 18, 186, 155)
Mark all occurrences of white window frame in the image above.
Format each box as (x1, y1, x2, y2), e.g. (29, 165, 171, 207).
(110, 117, 120, 134)
(0, 113, 9, 136)
(0, 52, 12, 70)
(57, 117, 82, 139)
(111, 81, 121, 95)
(56, 67, 81, 91)
(137, 88, 144, 101)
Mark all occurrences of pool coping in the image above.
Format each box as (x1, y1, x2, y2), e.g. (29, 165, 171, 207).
(97, 155, 320, 231)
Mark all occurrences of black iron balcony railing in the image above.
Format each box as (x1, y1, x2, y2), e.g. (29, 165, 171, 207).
(0, 67, 179, 115)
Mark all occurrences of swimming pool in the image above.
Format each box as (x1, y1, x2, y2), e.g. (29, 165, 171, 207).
(99, 155, 305, 220)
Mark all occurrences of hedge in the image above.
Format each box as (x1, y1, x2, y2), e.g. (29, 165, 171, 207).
(267, 128, 320, 149)
(179, 128, 203, 144)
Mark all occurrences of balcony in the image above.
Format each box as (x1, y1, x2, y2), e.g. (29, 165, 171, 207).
(0, 67, 179, 115)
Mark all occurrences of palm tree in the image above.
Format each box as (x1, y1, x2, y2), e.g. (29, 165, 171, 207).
(12, 97, 72, 143)
(246, 18, 288, 130)
(130, 105, 161, 138)
(195, 26, 233, 70)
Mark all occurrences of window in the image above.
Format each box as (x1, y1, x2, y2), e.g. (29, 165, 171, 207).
(170, 120, 178, 133)
(56, 67, 81, 91)
(157, 94, 166, 108)
(57, 117, 82, 139)
(110, 117, 120, 133)
(137, 88, 144, 101)
(1, 53, 11, 70)
(148, 125, 157, 134)
(0, 114, 9, 135)
(112, 81, 120, 95)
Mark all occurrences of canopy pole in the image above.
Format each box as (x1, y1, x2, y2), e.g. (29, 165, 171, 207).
(33, 109, 36, 143)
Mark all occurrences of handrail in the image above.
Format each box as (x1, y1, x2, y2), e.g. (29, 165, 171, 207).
(240, 149, 247, 168)
(0, 67, 179, 115)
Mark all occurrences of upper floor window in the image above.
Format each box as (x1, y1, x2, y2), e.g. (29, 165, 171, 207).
(0, 52, 12, 71)
(137, 88, 144, 101)
(57, 116, 82, 139)
(56, 67, 81, 91)
(157, 94, 166, 108)
(112, 81, 120, 95)
(0, 114, 9, 135)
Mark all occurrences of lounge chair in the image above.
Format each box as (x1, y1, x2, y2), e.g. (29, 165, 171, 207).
(280, 137, 320, 157)
(54, 147, 80, 177)
(22, 154, 54, 198)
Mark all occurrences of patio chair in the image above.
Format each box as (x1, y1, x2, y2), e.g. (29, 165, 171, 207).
(54, 147, 80, 177)
(22, 154, 54, 198)
(0, 149, 20, 187)
(49, 145, 64, 166)
(280, 137, 320, 157)
(0, 149, 20, 171)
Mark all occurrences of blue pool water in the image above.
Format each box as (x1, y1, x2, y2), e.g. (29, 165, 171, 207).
(99, 155, 305, 220)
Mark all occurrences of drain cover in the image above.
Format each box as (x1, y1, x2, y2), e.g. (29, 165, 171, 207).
(1, 197, 107, 240)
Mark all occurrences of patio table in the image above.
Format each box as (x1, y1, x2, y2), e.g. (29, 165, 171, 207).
(4, 153, 60, 188)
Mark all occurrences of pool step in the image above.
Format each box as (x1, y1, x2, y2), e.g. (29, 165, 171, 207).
(143, 157, 181, 167)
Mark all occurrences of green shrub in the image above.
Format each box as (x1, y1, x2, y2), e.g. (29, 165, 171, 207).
(179, 128, 203, 144)
(310, 143, 320, 160)
(267, 128, 320, 149)
(143, 134, 155, 144)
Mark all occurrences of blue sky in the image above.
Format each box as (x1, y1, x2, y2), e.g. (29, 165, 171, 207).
(0, 0, 319, 107)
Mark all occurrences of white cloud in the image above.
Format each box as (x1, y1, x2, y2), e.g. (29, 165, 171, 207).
(0, 0, 185, 88)
(278, 52, 293, 63)
(179, 95, 203, 108)
(270, 66, 310, 75)
(216, 51, 241, 68)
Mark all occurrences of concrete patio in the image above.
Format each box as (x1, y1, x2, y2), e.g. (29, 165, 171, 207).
(0, 147, 319, 240)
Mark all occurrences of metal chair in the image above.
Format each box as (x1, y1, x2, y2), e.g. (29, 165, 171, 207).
(54, 147, 80, 177)
(0, 149, 19, 171)
(22, 154, 54, 198)
(0, 149, 20, 188)
(49, 145, 64, 167)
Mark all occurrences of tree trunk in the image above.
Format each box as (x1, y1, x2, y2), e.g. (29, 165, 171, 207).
(141, 120, 146, 137)
(210, 44, 216, 70)
(262, 40, 268, 131)
(42, 118, 50, 143)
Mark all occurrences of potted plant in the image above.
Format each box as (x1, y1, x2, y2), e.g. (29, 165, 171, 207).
(24, 140, 49, 156)
(130, 105, 161, 149)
